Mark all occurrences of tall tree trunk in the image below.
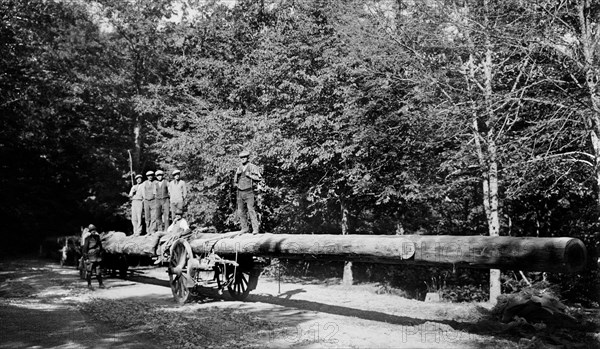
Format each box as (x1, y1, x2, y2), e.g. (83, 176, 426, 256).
(469, 0, 501, 304)
(341, 197, 353, 286)
(473, 119, 501, 304)
(484, 0, 502, 304)
(578, 0, 600, 210)
(483, 0, 501, 303)
(590, 131, 600, 209)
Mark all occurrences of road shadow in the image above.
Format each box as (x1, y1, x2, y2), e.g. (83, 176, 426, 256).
(104, 266, 600, 348)
(0, 259, 163, 349)
(115, 270, 495, 334)
(125, 274, 170, 288)
(0, 302, 160, 349)
(248, 292, 463, 327)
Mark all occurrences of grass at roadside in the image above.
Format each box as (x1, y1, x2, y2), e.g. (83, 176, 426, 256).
(79, 298, 293, 348)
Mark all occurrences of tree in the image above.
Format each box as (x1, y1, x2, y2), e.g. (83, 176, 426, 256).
(0, 0, 137, 244)
(383, 0, 588, 303)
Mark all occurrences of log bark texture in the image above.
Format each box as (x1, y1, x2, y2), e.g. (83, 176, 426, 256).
(101, 231, 160, 256)
(188, 233, 587, 273)
(99, 232, 588, 273)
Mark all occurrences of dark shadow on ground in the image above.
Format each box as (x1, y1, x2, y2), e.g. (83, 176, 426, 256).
(125, 274, 170, 288)
(99, 266, 600, 349)
(125, 271, 522, 346)
(0, 258, 162, 349)
(248, 292, 471, 329)
(0, 302, 159, 349)
(118, 270, 512, 340)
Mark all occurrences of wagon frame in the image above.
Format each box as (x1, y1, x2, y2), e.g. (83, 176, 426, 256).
(167, 239, 266, 304)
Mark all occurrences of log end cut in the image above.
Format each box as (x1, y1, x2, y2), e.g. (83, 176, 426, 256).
(564, 238, 587, 273)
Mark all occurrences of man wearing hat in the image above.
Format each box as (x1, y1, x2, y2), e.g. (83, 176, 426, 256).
(128, 174, 144, 235)
(233, 150, 263, 234)
(155, 209, 190, 265)
(82, 224, 105, 289)
(154, 170, 170, 231)
(168, 169, 187, 221)
(141, 170, 157, 234)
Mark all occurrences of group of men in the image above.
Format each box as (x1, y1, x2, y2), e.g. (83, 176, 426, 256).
(80, 151, 263, 287)
(128, 150, 263, 237)
(128, 169, 187, 235)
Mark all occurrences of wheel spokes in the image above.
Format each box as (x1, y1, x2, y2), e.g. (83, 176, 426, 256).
(168, 241, 191, 304)
(229, 270, 249, 296)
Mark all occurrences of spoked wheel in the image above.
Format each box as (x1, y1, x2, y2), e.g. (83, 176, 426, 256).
(226, 267, 250, 301)
(226, 262, 258, 301)
(168, 240, 191, 304)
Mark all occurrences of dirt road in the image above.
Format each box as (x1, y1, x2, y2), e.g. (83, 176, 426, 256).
(0, 258, 591, 348)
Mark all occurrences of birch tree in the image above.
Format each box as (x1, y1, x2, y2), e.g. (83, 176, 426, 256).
(388, 0, 558, 303)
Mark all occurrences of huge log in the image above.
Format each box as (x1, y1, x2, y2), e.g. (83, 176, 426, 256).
(97, 231, 587, 273)
(101, 231, 160, 256)
(99, 227, 218, 257)
(187, 233, 587, 273)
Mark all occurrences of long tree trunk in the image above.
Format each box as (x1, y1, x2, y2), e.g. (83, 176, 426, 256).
(101, 232, 588, 273)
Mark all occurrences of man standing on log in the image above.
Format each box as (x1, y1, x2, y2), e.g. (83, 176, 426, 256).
(233, 150, 262, 234)
(168, 169, 187, 221)
(128, 174, 144, 236)
(82, 224, 105, 290)
(141, 170, 157, 234)
(154, 170, 170, 231)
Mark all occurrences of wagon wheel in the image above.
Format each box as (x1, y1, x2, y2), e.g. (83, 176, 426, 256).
(226, 261, 257, 301)
(168, 240, 192, 304)
(226, 267, 250, 301)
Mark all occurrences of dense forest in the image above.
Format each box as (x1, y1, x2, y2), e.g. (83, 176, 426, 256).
(1, 0, 599, 304)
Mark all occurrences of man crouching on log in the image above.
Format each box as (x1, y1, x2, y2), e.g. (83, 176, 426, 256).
(82, 224, 105, 290)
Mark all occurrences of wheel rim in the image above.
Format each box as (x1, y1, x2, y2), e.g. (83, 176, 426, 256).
(227, 268, 251, 301)
(168, 241, 190, 304)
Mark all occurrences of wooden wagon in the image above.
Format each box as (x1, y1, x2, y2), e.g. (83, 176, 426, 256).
(167, 238, 268, 303)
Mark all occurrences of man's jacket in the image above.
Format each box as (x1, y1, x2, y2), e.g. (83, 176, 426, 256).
(234, 163, 262, 191)
(83, 234, 103, 262)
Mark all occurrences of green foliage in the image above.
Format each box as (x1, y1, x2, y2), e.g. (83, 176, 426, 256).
(0, 0, 132, 243)
(3, 0, 600, 305)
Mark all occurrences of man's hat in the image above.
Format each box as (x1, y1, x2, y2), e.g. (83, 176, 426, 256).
(155, 170, 164, 176)
(146, 170, 154, 176)
(88, 224, 97, 231)
(135, 174, 143, 180)
(239, 150, 250, 158)
(172, 169, 181, 175)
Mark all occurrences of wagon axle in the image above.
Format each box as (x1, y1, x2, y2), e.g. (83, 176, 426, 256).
(166, 239, 265, 304)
